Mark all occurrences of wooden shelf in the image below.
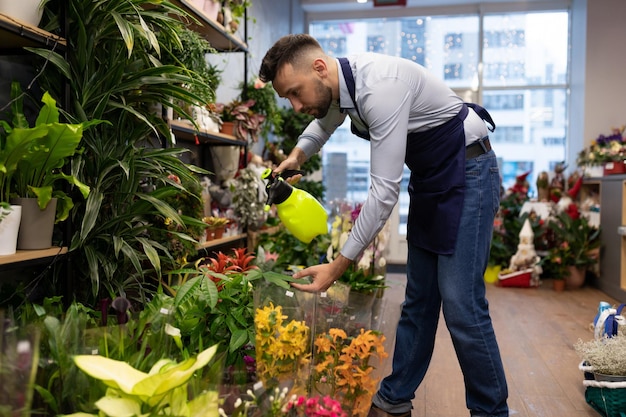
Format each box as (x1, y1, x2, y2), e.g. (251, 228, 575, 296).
(0, 13, 66, 51)
(171, 0, 247, 52)
(0, 246, 68, 266)
(170, 119, 247, 146)
(197, 233, 247, 250)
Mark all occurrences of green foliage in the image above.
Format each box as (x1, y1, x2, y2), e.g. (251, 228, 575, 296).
(256, 226, 330, 272)
(0, 84, 95, 222)
(490, 192, 545, 268)
(242, 79, 283, 141)
(146, 174, 207, 269)
(160, 26, 221, 104)
(28, 0, 212, 303)
(541, 212, 601, 277)
(67, 345, 220, 417)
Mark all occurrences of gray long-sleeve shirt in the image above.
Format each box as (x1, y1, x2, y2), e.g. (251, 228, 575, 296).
(296, 53, 488, 260)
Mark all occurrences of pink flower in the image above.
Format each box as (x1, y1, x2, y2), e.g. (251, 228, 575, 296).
(254, 78, 266, 89)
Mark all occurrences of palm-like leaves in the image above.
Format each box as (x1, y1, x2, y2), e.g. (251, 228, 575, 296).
(29, 0, 214, 303)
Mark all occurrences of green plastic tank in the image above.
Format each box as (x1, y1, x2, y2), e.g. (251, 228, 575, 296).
(262, 168, 328, 243)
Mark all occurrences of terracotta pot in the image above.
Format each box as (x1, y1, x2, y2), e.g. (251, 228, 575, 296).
(553, 279, 565, 292)
(213, 225, 225, 239)
(220, 121, 235, 137)
(565, 265, 585, 289)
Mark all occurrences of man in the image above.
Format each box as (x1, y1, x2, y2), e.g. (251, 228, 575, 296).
(259, 34, 508, 417)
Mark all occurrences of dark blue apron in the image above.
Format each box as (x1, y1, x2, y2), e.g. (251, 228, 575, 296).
(338, 57, 493, 255)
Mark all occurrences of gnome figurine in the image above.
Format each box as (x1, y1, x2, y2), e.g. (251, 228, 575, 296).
(508, 218, 542, 284)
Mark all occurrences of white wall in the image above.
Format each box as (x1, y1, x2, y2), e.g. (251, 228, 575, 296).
(583, 0, 626, 145)
(207, 0, 305, 104)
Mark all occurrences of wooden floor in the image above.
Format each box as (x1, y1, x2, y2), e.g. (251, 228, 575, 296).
(377, 273, 623, 417)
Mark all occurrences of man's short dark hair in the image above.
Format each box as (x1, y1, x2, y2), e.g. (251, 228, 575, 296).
(259, 34, 322, 83)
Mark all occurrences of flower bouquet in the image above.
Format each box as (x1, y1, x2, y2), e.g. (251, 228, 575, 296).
(253, 280, 395, 417)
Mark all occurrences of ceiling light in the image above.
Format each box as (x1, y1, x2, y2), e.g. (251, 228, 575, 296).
(357, 0, 367, 3)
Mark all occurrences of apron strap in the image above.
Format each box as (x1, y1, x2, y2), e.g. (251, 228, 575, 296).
(338, 57, 370, 139)
(467, 103, 496, 132)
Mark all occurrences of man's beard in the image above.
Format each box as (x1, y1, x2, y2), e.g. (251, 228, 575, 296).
(306, 79, 333, 119)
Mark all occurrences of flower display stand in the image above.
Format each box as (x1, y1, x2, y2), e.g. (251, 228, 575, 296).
(497, 268, 539, 287)
(583, 165, 605, 178)
(253, 281, 400, 417)
(604, 161, 626, 176)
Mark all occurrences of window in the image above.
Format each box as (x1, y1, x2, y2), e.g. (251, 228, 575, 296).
(309, 9, 569, 236)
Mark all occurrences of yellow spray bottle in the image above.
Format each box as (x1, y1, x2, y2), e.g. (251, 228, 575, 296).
(262, 168, 328, 243)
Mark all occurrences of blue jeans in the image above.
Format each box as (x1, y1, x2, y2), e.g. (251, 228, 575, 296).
(373, 150, 508, 417)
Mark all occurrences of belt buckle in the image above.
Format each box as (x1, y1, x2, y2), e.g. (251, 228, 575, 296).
(478, 137, 488, 153)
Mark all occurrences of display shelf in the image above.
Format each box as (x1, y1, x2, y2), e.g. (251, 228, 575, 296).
(197, 233, 247, 250)
(170, 0, 247, 52)
(247, 225, 282, 252)
(0, 247, 68, 266)
(170, 119, 247, 146)
(0, 13, 66, 51)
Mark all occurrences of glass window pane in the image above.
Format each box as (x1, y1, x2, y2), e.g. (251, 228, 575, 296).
(308, 9, 569, 237)
(487, 88, 567, 196)
(483, 12, 569, 87)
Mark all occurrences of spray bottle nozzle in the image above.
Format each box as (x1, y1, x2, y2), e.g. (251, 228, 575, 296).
(262, 168, 299, 209)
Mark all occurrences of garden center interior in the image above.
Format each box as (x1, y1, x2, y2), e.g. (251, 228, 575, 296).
(0, 0, 625, 416)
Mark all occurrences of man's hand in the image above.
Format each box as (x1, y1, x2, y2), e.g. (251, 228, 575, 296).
(274, 148, 306, 184)
(290, 255, 352, 293)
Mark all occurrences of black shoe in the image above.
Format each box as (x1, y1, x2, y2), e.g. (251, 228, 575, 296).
(367, 404, 411, 417)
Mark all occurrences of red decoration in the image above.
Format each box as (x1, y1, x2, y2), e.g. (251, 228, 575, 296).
(567, 176, 583, 199)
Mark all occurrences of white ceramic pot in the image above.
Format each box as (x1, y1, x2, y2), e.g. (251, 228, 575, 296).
(0, 0, 45, 26)
(0, 205, 22, 255)
(203, 0, 220, 21)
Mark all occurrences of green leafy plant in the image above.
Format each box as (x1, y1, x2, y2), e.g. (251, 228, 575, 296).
(28, 0, 213, 303)
(0, 84, 95, 222)
(255, 227, 331, 272)
(241, 78, 283, 141)
(66, 344, 220, 417)
(216, 100, 265, 142)
(164, 253, 304, 382)
(230, 166, 266, 230)
(541, 212, 601, 278)
(159, 26, 221, 105)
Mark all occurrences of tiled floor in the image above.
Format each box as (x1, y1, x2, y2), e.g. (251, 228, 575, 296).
(377, 273, 621, 417)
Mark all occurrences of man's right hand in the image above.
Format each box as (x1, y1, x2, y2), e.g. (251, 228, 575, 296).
(273, 149, 306, 184)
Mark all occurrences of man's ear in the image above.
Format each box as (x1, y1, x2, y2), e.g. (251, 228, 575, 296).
(312, 58, 328, 77)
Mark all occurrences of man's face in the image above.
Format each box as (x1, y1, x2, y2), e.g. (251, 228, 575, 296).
(273, 62, 333, 119)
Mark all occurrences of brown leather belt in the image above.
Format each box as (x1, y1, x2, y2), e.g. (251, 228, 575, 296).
(466, 137, 491, 160)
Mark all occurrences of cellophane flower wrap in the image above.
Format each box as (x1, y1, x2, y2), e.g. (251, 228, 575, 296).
(253, 280, 399, 417)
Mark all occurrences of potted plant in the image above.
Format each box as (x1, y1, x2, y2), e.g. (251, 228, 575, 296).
(27, 0, 217, 302)
(215, 99, 265, 143)
(221, 0, 252, 33)
(66, 344, 221, 417)
(202, 215, 230, 240)
(541, 211, 601, 289)
(0, 83, 94, 249)
(575, 334, 626, 381)
(240, 77, 283, 142)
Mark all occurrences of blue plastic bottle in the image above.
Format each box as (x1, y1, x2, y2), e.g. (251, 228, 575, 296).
(262, 168, 328, 243)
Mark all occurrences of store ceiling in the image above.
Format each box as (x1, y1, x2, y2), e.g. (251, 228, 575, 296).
(300, 0, 546, 13)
